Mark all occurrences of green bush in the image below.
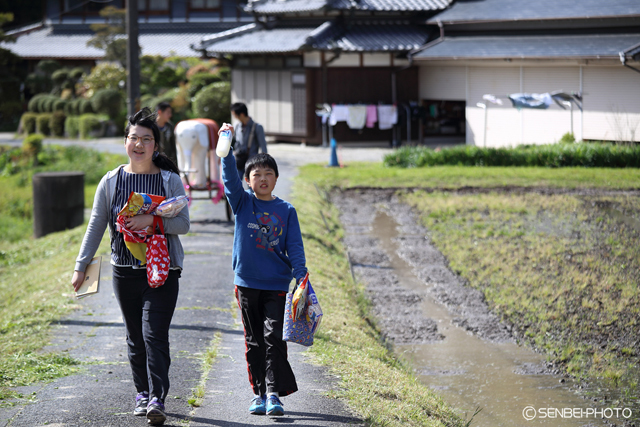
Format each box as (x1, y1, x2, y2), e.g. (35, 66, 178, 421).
(192, 81, 230, 126)
(64, 99, 80, 116)
(65, 116, 79, 138)
(49, 111, 66, 137)
(78, 98, 94, 115)
(78, 114, 103, 139)
(187, 72, 222, 98)
(22, 133, 44, 159)
(560, 132, 576, 143)
(52, 99, 66, 112)
(28, 94, 47, 113)
(384, 143, 640, 169)
(36, 113, 52, 136)
(20, 113, 37, 134)
(69, 67, 85, 80)
(91, 88, 123, 119)
(37, 95, 58, 113)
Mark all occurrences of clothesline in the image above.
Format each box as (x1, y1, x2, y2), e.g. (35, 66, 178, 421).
(325, 104, 399, 130)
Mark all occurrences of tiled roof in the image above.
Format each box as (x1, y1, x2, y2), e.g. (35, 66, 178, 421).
(246, 0, 451, 14)
(1, 22, 243, 59)
(429, 0, 640, 24)
(203, 20, 431, 54)
(204, 26, 316, 54)
(412, 33, 640, 60)
(309, 21, 431, 51)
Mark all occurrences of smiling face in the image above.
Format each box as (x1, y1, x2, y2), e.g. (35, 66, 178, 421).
(125, 124, 157, 165)
(246, 165, 277, 199)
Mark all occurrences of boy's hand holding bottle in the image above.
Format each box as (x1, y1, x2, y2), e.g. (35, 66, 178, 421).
(217, 123, 234, 157)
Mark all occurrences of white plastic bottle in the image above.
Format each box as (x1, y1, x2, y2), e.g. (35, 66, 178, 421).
(216, 125, 232, 158)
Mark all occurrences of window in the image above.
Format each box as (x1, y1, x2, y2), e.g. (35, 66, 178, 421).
(139, 0, 170, 12)
(191, 0, 221, 10)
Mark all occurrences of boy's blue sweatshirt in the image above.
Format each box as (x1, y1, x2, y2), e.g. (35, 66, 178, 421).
(221, 151, 307, 292)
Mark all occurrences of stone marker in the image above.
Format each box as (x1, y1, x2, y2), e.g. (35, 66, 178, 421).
(32, 171, 84, 238)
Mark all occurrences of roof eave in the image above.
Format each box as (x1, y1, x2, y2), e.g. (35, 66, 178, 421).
(427, 14, 640, 25)
(413, 54, 621, 61)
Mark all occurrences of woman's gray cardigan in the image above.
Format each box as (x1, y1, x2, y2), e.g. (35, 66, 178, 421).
(75, 165, 190, 273)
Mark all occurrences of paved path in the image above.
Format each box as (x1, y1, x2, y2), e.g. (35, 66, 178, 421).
(0, 140, 387, 427)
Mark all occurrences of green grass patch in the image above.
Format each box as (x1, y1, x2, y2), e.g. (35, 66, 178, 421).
(292, 178, 470, 427)
(0, 144, 126, 242)
(303, 162, 640, 190)
(385, 143, 640, 168)
(0, 224, 112, 401)
(188, 332, 221, 408)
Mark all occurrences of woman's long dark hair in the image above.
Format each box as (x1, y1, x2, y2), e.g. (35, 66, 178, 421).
(124, 107, 180, 175)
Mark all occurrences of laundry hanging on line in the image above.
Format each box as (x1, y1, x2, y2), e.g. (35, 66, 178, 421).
(377, 105, 398, 130)
(329, 104, 397, 130)
(347, 106, 367, 130)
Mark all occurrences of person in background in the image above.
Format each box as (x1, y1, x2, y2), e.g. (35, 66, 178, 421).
(156, 102, 178, 167)
(231, 102, 267, 181)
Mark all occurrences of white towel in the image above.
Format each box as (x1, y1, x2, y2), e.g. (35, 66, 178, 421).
(329, 105, 349, 126)
(377, 105, 398, 130)
(346, 106, 367, 130)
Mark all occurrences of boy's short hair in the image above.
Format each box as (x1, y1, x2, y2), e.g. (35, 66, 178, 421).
(156, 101, 171, 112)
(231, 102, 248, 117)
(244, 153, 279, 180)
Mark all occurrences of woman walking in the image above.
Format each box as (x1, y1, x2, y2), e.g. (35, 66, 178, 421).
(71, 108, 189, 426)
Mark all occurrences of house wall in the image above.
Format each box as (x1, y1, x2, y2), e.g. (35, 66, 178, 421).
(231, 69, 296, 135)
(419, 62, 640, 146)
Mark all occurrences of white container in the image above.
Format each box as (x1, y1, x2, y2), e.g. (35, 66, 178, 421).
(216, 128, 232, 158)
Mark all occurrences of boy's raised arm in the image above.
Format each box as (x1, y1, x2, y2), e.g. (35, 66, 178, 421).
(286, 208, 308, 282)
(221, 151, 245, 213)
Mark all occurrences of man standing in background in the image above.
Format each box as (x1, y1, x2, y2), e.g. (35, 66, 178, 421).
(156, 102, 178, 167)
(231, 102, 267, 181)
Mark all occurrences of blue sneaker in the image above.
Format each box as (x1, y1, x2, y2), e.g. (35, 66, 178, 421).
(249, 395, 266, 415)
(266, 395, 284, 416)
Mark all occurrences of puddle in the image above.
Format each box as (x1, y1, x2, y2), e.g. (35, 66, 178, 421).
(363, 210, 614, 427)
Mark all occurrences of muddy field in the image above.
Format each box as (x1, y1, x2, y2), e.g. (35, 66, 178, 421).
(332, 188, 638, 427)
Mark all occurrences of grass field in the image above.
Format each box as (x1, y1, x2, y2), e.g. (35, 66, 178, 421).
(0, 143, 124, 402)
(304, 161, 640, 410)
(304, 162, 640, 190)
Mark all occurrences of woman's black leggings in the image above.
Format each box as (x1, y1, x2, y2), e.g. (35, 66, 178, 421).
(112, 266, 180, 402)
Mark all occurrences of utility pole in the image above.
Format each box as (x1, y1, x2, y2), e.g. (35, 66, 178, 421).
(125, 0, 140, 116)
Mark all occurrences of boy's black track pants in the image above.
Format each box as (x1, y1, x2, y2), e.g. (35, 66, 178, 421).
(235, 285, 298, 397)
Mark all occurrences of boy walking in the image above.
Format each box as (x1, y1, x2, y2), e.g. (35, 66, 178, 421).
(219, 124, 305, 416)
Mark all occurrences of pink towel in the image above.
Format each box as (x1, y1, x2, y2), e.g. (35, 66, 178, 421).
(366, 105, 377, 128)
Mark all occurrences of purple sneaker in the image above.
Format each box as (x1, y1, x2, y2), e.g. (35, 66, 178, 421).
(134, 391, 149, 416)
(146, 397, 166, 425)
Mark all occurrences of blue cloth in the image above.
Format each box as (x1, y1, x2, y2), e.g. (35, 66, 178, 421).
(222, 151, 307, 292)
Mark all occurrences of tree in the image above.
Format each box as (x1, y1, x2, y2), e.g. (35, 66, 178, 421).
(86, 6, 127, 66)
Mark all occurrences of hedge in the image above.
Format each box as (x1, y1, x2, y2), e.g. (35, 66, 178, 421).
(36, 113, 52, 136)
(384, 143, 640, 169)
(65, 116, 79, 138)
(79, 113, 103, 139)
(50, 111, 66, 137)
(21, 113, 37, 134)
